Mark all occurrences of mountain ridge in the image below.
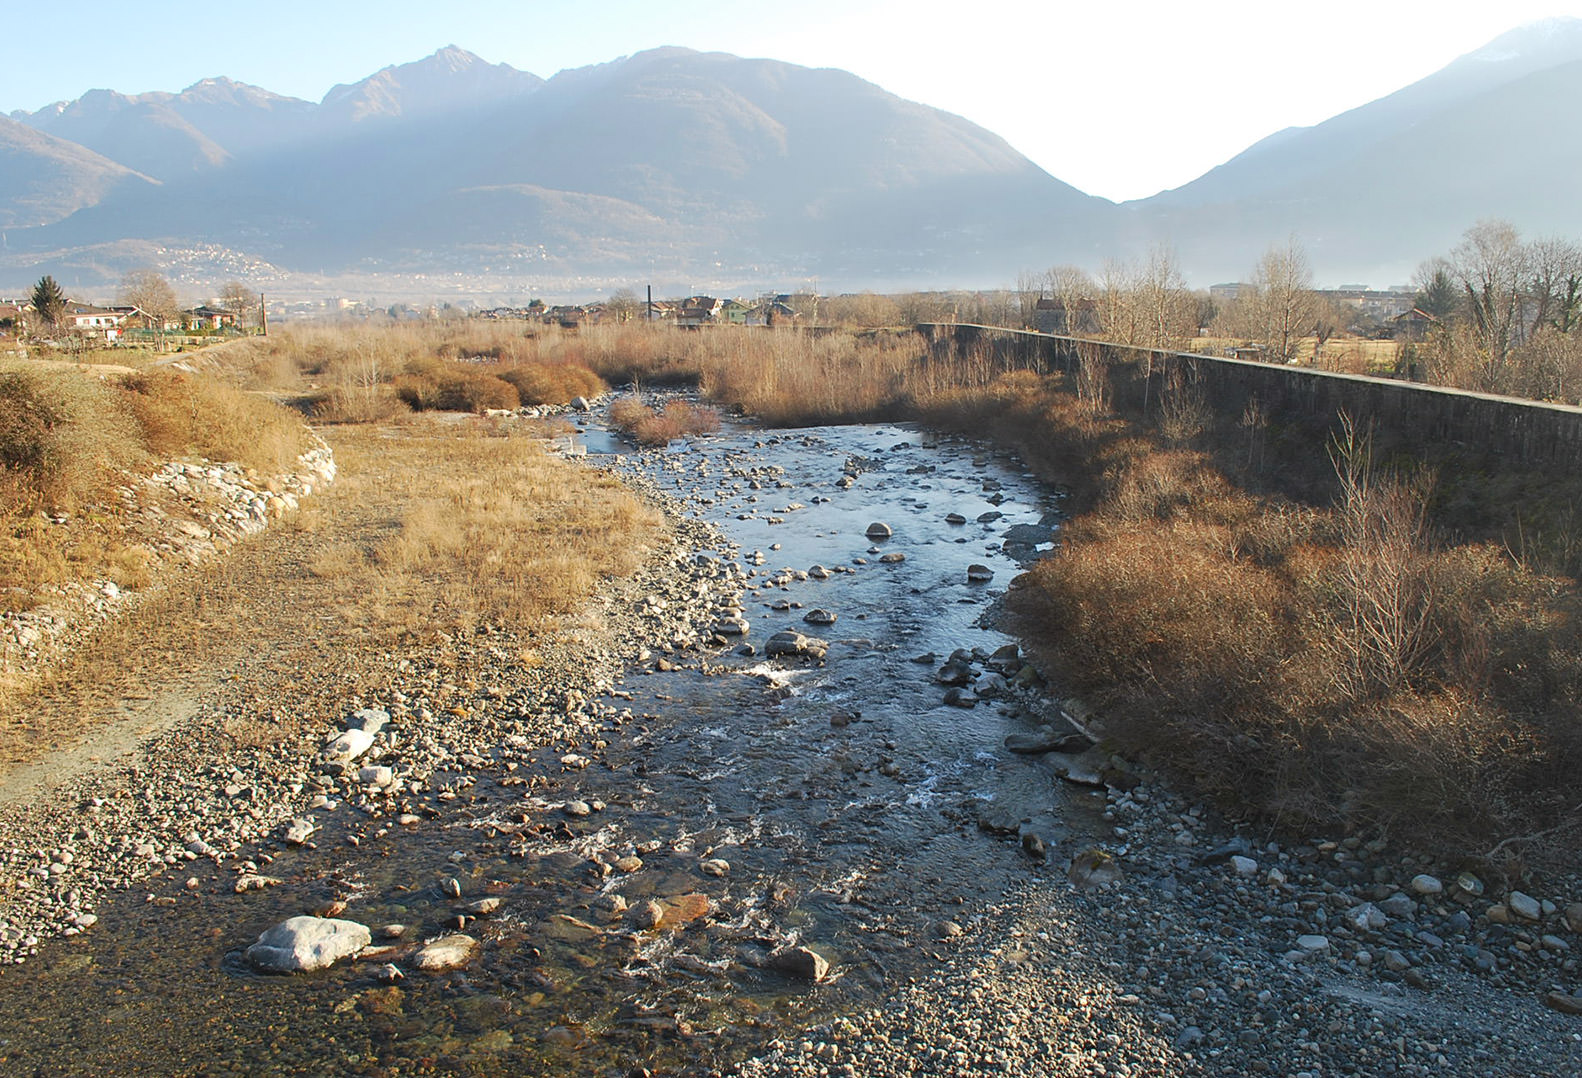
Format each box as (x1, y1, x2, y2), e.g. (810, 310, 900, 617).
(3, 23, 1580, 295)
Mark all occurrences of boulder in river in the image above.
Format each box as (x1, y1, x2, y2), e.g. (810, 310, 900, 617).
(413, 934, 479, 972)
(766, 630, 828, 660)
(966, 564, 994, 582)
(803, 609, 837, 626)
(865, 522, 893, 540)
(771, 944, 831, 983)
(246, 916, 370, 973)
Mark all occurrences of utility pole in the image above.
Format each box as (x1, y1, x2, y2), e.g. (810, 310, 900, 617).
(647, 284, 653, 323)
(259, 292, 268, 337)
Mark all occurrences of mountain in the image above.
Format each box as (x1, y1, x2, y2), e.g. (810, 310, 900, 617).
(0, 46, 1106, 290)
(5, 23, 1581, 296)
(1131, 17, 1582, 282)
(0, 115, 156, 228)
(318, 45, 543, 124)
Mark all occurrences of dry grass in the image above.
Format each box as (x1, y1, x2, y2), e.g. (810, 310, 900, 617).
(322, 420, 664, 636)
(977, 370, 1582, 862)
(0, 361, 312, 608)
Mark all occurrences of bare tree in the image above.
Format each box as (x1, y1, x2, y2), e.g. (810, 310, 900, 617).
(218, 281, 258, 329)
(1047, 265, 1097, 336)
(1247, 238, 1320, 364)
(1525, 236, 1582, 336)
(606, 288, 640, 323)
(119, 269, 181, 347)
(1447, 219, 1529, 391)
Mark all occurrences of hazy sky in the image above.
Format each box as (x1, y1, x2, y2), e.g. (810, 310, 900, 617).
(3, 0, 1577, 201)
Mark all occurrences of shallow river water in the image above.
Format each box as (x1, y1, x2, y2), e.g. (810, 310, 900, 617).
(0, 417, 1102, 1076)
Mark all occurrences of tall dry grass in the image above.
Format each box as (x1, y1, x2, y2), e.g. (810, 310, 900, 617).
(0, 361, 311, 608)
(317, 421, 664, 635)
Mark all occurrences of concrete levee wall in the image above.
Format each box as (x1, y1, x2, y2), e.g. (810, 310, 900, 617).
(917, 323, 1582, 470)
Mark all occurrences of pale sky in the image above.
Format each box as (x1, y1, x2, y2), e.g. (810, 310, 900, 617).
(3, 0, 1578, 202)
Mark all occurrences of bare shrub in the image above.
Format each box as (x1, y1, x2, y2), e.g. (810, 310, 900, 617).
(1325, 416, 1438, 698)
(1157, 363, 1209, 444)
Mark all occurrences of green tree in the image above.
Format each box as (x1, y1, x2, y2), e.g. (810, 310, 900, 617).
(1410, 261, 1459, 321)
(30, 275, 66, 333)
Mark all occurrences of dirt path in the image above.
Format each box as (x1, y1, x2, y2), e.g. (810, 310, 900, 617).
(0, 425, 413, 802)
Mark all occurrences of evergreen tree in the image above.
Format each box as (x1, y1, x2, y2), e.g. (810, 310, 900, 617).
(29, 275, 66, 331)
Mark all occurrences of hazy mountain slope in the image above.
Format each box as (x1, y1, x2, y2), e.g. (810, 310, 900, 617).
(9, 46, 1106, 283)
(0, 116, 156, 228)
(1130, 18, 1582, 281)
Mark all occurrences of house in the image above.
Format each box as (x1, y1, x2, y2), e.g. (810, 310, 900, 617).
(745, 301, 797, 327)
(721, 299, 752, 325)
(178, 305, 237, 331)
(544, 305, 587, 327)
(0, 302, 30, 335)
(63, 303, 132, 340)
(1034, 297, 1099, 335)
(1389, 307, 1440, 342)
(676, 296, 725, 327)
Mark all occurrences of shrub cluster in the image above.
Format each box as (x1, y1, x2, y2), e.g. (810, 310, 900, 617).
(607, 398, 721, 446)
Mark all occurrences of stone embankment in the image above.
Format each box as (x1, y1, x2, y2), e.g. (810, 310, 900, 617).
(0, 444, 338, 682)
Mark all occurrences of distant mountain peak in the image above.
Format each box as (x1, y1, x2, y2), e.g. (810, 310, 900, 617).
(320, 46, 542, 122)
(1457, 16, 1582, 66)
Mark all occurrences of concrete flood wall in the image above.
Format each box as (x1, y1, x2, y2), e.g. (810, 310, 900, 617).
(917, 323, 1582, 470)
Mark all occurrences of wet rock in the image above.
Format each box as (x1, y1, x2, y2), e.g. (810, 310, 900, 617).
(808, 565, 831, 580)
(544, 915, 603, 942)
(966, 564, 994, 582)
(943, 688, 978, 709)
(803, 609, 837, 626)
(977, 511, 1003, 523)
(771, 945, 831, 983)
(412, 934, 478, 972)
(977, 807, 1022, 835)
(1068, 848, 1123, 889)
(563, 800, 593, 819)
(766, 630, 827, 660)
(246, 916, 370, 974)
(714, 616, 750, 636)
(700, 858, 731, 878)
(935, 660, 974, 686)
(463, 898, 502, 917)
(1048, 749, 1107, 787)
(282, 818, 317, 846)
(234, 873, 283, 894)
(865, 522, 893, 540)
(945, 513, 967, 525)
(630, 900, 665, 929)
(1003, 729, 1092, 755)
(879, 552, 906, 564)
